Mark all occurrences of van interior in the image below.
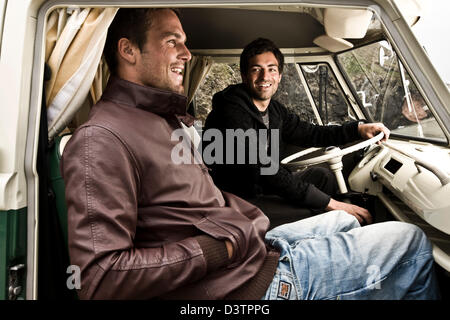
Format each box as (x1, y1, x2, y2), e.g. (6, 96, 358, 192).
(19, 1, 450, 300)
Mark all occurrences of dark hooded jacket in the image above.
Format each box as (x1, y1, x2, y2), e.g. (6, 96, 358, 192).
(203, 83, 362, 209)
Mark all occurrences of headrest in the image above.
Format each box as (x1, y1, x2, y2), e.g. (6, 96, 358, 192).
(59, 135, 72, 157)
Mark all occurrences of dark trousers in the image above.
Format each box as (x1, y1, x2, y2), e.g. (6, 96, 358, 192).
(247, 166, 339, 228)
(294, 166, 339, 197)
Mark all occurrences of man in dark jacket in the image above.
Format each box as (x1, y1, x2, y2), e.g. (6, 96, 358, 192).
(61, 9, 438, 301)
(204, 38, 390, 224)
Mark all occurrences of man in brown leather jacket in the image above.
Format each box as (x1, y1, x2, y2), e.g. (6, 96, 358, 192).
(61, 8, 439, 300)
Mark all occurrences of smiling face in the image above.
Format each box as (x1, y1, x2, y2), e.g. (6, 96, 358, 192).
(135, 9, 191, 94)
(242, 51, 282, 111)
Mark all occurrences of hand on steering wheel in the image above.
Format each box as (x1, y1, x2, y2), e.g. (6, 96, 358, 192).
(358, 122, 390, 143)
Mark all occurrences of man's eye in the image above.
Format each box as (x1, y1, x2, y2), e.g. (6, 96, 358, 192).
(168, 40, 176, 47)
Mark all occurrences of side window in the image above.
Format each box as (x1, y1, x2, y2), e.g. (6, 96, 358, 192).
(300, 63, 356, 125)
(274, 63, 317, 123)
(194, 63, 241, 125)
(194, 62, 317, 125)
(337, 40, 446, 142)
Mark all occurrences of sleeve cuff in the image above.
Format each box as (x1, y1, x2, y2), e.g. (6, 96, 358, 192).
(301, 184, 331, 209)
(195, 235, 230, 272)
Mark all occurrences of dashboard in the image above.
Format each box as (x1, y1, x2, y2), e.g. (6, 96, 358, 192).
(349, 141, 450, 234)
(348, 141, 450, 271)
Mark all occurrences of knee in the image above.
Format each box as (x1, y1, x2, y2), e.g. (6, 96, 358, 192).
(309, 167, 338, 194)
(409, 224, 432, 251)
(324, 210, 360, 231)
(397, 222, 426, 239)
(311, 167, 335, 180)
(391, 222, 432, 253)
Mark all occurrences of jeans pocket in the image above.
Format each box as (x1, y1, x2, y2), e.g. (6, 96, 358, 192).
(263, 270, 298, 300)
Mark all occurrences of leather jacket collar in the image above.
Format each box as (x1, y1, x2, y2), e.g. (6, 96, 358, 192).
(102, 76, 194, 126)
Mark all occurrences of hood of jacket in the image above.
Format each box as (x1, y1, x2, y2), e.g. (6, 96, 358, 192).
(212, 83, 268, 127)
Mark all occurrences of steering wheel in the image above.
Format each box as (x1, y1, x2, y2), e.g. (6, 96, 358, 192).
(281, 132, 384, 193)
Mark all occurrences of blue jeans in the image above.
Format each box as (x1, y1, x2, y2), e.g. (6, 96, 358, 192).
(262, 210, 439, 300)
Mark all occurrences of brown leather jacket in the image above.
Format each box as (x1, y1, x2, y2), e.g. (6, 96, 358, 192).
(61, 77, 279, 299)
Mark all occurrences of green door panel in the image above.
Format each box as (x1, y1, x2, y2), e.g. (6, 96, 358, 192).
(0, 207, 27, 300)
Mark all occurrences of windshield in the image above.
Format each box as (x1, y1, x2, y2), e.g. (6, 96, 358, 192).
(337, 40, 447, 142)
(400, 0, 450, 87)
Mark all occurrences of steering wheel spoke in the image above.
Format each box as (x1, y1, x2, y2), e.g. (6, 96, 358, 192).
(280, 132, 385, 193)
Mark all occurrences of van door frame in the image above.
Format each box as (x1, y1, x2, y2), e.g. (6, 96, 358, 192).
(25, 0, 450, 300)
(294, 55, 366, 122)
(0, 0, 7, 53)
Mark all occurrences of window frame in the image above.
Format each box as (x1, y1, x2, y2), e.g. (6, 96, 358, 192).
(192, 52, 330, 125)
(294, 55, 365, 125)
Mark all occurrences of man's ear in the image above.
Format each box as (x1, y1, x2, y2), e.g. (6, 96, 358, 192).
(117, 38, 138, 64)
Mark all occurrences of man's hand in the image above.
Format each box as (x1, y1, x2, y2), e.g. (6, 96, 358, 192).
(358, 122, 390, 143)
(326, 198, 373, 225)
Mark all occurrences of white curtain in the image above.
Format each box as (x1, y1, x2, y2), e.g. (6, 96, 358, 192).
(183, 56, 213, 106)
(45, 7, 118, 141)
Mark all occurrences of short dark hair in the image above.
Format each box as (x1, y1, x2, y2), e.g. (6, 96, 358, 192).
(239, 38, 284, 75)
(103, 8, 180, 75)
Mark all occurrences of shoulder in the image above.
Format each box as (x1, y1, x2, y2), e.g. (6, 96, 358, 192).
(270, 99, 289, 113)
(61, 123, 140, 184)
(207, 96, 253, 128)
(212, 84, 252, 110)
(63, 124, 129, 161)
(269, 99, 296, 123)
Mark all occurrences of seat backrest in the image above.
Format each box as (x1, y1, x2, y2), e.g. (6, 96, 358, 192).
(49, 134, 71, 251)
(49, 134, 80, 299)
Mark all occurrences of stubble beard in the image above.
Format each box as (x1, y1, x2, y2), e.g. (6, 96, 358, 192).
(251, 84, 277, 104)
